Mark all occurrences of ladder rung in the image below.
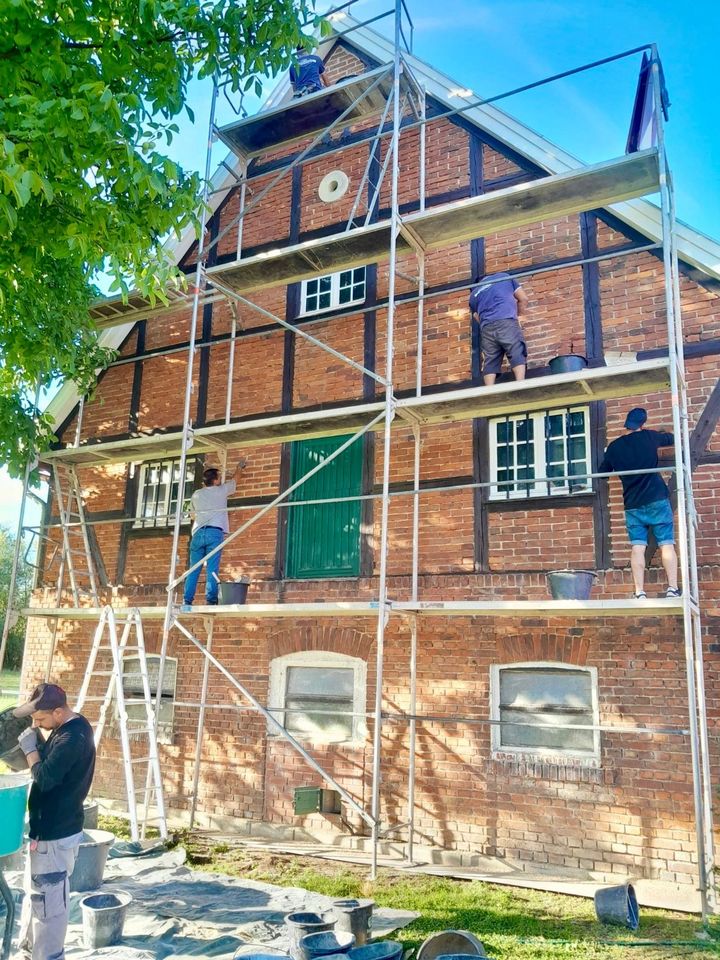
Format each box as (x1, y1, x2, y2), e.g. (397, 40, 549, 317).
(130, 756, 153, 764)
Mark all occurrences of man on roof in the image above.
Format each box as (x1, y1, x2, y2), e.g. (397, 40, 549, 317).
(469, 272, 529, 385)
(290, 42, 329, 98)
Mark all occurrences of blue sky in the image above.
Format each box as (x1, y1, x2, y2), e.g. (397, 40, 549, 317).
(1, 0, 718, 530)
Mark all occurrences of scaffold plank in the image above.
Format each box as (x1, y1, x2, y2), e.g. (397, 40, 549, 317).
(217, 67, 396, 158)
(41, 359, 669, 467)
(208, 149, 660, 295)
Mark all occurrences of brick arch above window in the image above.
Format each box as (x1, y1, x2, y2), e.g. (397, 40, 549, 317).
(496, 631, 590, 666)
(267, 625, 374, 662)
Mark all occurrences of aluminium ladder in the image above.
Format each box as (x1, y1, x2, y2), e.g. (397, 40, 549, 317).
(75, 606, 168, 841)
(50, 464, 99, 606)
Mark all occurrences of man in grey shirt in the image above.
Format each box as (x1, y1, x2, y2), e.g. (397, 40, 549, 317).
(183, 461, 246, 606)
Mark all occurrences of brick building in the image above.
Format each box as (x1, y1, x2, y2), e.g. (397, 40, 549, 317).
(20, 21, 720, 898)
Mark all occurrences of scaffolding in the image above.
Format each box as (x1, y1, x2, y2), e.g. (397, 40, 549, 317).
(2, 0, 716, 921)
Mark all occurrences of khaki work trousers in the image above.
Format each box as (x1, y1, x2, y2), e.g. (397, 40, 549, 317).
(18, 832, 82, 960)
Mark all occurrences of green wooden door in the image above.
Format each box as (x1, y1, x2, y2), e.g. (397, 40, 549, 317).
(286, 435, 362, 578)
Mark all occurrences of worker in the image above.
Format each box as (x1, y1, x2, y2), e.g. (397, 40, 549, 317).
(14, 682, 96, 960)
(469, 272, 529, 385)
(289, 43, 328, 98)
(182, 460, 247, 608)
(599, 407, 680, 599)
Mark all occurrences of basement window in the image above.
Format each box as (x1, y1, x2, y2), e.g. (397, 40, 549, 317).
(268, 650, 367, 744)
(301, 267, 366, 316)
(121, 654, 177, 745)
(488, 406, 591, 500)
(491, 663, 600, 764)
(134, 457, 199, 528)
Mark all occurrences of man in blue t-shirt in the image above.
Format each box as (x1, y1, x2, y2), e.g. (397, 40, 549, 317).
(289, 44, 328, 98)
(469, 272, 529, 385)
(599, 406, 680, 599)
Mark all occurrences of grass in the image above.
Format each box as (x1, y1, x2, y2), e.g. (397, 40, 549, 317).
(97, 819, 720, 958)
(0, 670, 20, 711)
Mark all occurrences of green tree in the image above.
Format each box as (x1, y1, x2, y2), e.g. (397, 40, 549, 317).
(1, 0, 321, 476)
(0, 526, 33, 672)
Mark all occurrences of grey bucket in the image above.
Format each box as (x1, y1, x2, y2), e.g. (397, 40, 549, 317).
(594, 882, 639, 930)
(549, 354, 588, 375)
(348, 943, 402, 960)
(285, 912, 337, 960)
(70, 829, 115, 892)
(83, 801, 99, 830)
(80, 890, 132, 948)
(299, 931, 355, 960)
(219, 578, 250, 605)
(0, 707, 32, 772)
(417, 931, 487, 960)
(547, 569, 598, 600)
(333, 899, 374, 946)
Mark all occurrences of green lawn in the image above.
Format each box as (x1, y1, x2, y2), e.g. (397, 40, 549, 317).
(162, 838, 720, 960)
(0, 670, 20, 711)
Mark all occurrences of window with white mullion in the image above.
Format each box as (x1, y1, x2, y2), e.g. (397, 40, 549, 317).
(489, 407, 591, 500)
(134, 457, 196, 528)
(301, 267, 366, 316)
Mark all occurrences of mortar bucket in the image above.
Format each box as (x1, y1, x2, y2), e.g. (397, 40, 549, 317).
(547, 569, 598, 600)
(594, 882, 639, 930)
(219, 578, 250, 605)
(549, 354, 588, 375)
(70, 829, 115, 892)
(0, 707, 32, 773)
(83, 801, 99, 830)
(348, 943, 402, 960)
(0, 774, 29, 857)
(285, 912, 336, 960)
(417, 932, 487, 960)
(299, 930, 355, 960)
(333, 900, 374, 946)
(81, 890, 132, 948)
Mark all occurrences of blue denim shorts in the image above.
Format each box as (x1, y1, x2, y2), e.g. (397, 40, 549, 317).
(625, 498, 675, 547)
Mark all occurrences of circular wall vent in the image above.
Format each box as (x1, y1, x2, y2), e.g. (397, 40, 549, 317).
(318, 170, 349, 203)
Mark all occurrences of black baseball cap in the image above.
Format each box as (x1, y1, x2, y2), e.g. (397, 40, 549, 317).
(624, 407, 648, 430)
(13, 683, 67, 718)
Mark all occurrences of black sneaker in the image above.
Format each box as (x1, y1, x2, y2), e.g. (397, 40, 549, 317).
(633, 591, 647, 600)
(206, 599, 219, 606)
(665, 587, 682, 599)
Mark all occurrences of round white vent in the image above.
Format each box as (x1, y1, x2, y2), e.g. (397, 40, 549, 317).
(318, 170, 349, 203)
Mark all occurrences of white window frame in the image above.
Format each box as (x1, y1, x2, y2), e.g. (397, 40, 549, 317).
(133, 457, 196, 528)
(300, 267, 367, 316)
(488, 405, 592, 500)
(119, 654, 177, 745)
(268, 650, 367, 745)
(490, 661, 600, 766)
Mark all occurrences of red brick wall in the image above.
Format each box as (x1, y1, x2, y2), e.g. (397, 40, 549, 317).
(26, 43, 720, 885)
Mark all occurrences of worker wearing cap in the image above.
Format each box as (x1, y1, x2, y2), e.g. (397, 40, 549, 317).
(289, 43, 329, 98)
(14, 682, 96, 960)
(183, 460, 246, 608)
(599, 407, 680, 599)
(469, 272, 529, 385)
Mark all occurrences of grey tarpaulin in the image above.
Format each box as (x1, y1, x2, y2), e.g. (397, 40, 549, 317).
(5, 848, 418, 959)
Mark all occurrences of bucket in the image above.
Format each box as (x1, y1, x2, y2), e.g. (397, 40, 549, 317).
(80, 890, 132, 948)
(0, 774, 30, 857)
(547, 569, 598, 600)
(298, 931, 355, 960)
(70, 829, 115, 892)
(233, 949, 293, 960)
(348, 943, 402, 960)
(333, 900, 374, 947)
(285, 912, 337, 960)
(417, 932, 487, 960)
(594, 882, 639, 930)
(0, 707, 32, 773)
(549, 354, 588, 375)
(83, 801, 99, 830)
(219, 578, 250, 605)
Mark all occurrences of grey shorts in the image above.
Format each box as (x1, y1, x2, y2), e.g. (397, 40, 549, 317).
(481, 317, 527, 375)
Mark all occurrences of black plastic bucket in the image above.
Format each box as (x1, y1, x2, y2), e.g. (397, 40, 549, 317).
(285, 913, 336, 960)
(594, 882, 639, 929)
(549, 354, 588, 375)
(219, 579, 250, 605)
(547, 569, 598, 600)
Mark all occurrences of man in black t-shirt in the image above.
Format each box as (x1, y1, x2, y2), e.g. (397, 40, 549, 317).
(599, 407, 679, 600)
(14, 682, 96, 960)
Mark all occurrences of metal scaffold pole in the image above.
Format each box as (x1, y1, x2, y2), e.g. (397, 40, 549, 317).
(650, 46, 715, 921)
(370, 0, 404, 880)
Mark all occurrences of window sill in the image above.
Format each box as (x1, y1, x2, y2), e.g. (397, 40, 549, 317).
(490, 750, 607, 784)
(486, 492, 594, 512)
